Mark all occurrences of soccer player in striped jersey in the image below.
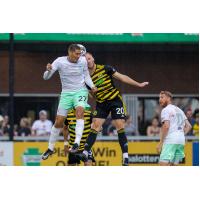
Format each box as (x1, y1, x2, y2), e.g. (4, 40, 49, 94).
(80, 52, 149, 166)
(63, 106, 95, 166)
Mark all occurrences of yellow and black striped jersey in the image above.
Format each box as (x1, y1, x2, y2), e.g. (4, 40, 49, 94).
(64, 109, 92, 151)
(91, 64, 121, 103)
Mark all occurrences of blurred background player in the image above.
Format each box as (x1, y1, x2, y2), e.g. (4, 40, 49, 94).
(42, 44, 97, 160)
(42, 105, 95, 166)
(157, 91, 192, 166)
(80, 52, 149, 166)
(63, 105, 95, 166)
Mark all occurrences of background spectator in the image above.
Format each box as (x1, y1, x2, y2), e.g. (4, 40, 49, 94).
(124, 115, 139, 136)
(146, 117, 161, 137)
(185, 109, 195, 135)
(0, 115, 4, 136)
(1, 115, 11, 136)
(18, 117, 31, 136)
(107, 120, 118, 136)
(192, 113, 199, 137)
(31, 110, 53, 136)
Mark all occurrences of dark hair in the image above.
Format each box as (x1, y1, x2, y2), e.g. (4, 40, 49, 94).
(68, 44, 81, 52)
(160, 90, 173, 100)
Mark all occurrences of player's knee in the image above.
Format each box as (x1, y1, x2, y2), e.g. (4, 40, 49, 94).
(115, 121, 125, 130)
(75, 106, 84, 119)
(91, 122, 101, 132)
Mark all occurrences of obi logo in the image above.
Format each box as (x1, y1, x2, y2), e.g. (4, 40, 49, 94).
(22, 148, 42, 166)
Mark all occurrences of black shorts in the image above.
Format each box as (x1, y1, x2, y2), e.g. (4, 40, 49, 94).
(93, 96, 126, 119)
(67, 150, 96, 165)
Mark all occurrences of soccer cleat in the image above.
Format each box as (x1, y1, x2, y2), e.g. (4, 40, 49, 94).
(122, 158, 129, 166)
(41, 149, 54, 160)
(69, 143, 79, 153)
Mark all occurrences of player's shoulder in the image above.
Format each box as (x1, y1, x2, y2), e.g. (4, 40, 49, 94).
(161, 105, 171, 113)
(55, 56, 66, 63)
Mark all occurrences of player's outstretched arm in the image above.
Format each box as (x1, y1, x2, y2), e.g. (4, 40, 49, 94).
(184, 120, 192, 135)
(113, 72, 149, 88)
(43, 63, 56, 80)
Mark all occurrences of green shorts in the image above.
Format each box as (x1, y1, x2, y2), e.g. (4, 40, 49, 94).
(58, 88, 88, 112)
(159, 144, 185, 164)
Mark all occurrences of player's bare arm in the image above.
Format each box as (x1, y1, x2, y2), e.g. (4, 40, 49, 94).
(113, 72, 149, 87)
(184, 120, 192, 135)
(156, 120, 170, 153)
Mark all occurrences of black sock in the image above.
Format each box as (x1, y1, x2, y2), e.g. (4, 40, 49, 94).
(117, 129, 128, 153)
(84, 129, 98, 152)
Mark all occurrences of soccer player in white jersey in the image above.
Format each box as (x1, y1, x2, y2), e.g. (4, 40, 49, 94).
(157, 91, 192, 166)
(42, 44, 97, 160)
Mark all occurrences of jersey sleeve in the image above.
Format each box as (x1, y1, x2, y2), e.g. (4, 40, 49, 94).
(161, 108, 170, 123)
(104, 65, 117, 75)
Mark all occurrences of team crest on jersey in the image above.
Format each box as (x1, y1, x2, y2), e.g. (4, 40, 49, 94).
(93, 111, 97, 116)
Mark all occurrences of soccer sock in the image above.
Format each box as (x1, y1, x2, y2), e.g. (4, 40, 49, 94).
(84, 129, 98, 152)
(48, 125, 61, 151)
(117, 129, 128, 159)
(75, 119, 84, 145)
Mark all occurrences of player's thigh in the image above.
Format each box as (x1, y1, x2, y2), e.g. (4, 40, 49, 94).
(74, 88, 88, 108)
(93, 101, 110, 119)
(159, 144, 176, 164)
(91, 118, 106, 131)
(110, 97, 126, 120)
(75, 106, 84, 119)
(58, 92, 73, 111)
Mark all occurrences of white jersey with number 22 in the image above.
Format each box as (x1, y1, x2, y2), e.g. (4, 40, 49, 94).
(161, 104, 187, 145)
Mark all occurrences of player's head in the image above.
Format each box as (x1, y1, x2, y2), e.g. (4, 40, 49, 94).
(159, 91, 173, 107)
(39, 110, 47, 121)
(85, 52, 95, 69)
(68, 44, 82, 63)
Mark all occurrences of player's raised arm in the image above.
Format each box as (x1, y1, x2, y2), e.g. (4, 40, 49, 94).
(43, 58, 60, 80)
(113, 71, 149, 88)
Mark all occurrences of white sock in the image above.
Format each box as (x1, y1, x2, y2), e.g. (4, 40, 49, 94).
(48, 125, 61, 151)
(123, 153, 128, 159)
(75, 119, 84, 145)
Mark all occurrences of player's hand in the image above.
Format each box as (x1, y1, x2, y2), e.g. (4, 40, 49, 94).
(139, 82, 149, 88)
(46, 63, 52, 71)
(64, 145, 69, 156)
(91, 86, 98, 93)
(156, 142, 163, 154)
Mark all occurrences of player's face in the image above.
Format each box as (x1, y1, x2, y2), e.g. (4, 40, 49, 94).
(159, 94, 169, 107)
(85, 53, 95, 69)
(68, 49, 81, 63)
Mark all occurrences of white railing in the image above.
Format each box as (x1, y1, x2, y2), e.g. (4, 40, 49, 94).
(0, 135, 198, 141)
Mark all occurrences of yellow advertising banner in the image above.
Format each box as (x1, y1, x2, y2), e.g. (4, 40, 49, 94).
(14, 141, 193, 166)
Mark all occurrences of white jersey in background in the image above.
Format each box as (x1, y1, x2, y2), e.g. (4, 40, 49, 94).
(32, 120, 53, 136)
(43, 56, 94, 92)
(161, 104, 187, 145)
